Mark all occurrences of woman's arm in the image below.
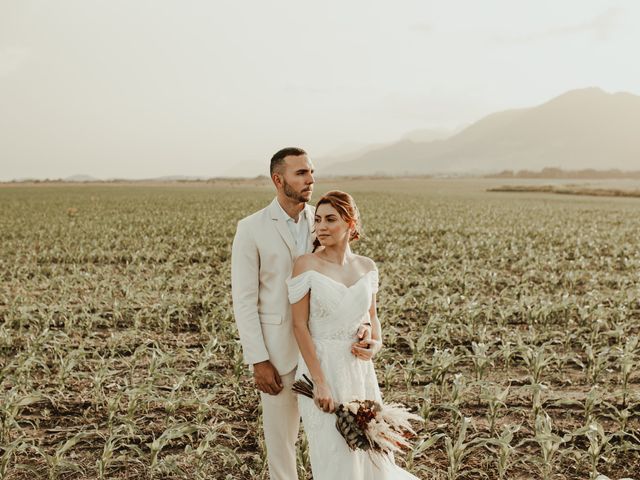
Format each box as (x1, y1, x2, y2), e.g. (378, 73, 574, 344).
(352, 293, 383, 360)
(352, 261, 383, 360)
(291, 260, 335, 413)
(369, 294, 382, 344)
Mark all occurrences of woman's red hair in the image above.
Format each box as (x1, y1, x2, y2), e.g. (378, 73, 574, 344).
(313, 190, 362, 251)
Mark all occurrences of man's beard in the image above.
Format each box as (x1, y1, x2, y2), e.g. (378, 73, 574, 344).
(283, 180, 310, 203)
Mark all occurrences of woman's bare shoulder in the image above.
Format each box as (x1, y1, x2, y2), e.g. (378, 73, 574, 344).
(353, 254, 377, 272)
(292, 253, 322, 276)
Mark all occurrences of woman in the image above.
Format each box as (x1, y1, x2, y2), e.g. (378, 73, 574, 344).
(287, 191, 419, 479)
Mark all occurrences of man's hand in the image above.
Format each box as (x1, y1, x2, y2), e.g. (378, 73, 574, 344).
(351, 338, 382, 361)
(253, 360, 283, 395)
(355, 323, 372, 343)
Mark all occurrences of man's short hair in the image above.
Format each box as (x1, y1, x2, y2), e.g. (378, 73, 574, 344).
(270, 147, 307, 176)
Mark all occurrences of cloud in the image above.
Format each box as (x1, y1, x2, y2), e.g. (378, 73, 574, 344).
(494, 7, 622, 44)
(0, 47, 30, 78)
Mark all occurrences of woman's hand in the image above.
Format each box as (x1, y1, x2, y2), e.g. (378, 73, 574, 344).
(313, 381, 335, 413)
(351, 338, 382, 361)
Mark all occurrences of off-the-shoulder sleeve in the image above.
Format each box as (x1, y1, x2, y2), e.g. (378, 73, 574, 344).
(370, 269, 379, 294)
(286, 271, 313, 304)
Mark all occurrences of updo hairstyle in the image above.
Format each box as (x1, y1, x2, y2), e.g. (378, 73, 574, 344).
(312, 190, 362, 251)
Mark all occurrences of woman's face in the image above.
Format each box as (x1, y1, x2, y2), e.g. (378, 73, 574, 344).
(314, 203, 351, 247)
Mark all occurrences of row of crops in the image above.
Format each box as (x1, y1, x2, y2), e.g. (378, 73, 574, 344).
(1, 182, 639, 479)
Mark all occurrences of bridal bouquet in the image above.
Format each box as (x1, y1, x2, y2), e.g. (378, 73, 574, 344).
(292, 375, 423, 455)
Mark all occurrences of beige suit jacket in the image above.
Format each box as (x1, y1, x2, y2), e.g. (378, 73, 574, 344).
(231, 198, 315, 375)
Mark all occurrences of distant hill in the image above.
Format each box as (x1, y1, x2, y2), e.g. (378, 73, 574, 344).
(64, 174, 100, 182)
(401, 127, 455, 143)
(317, 143, 387, 170)
(319, 128, 451, 171)
(147, 175, 209, 181)
(327, 88, 640, 176)
(62, 175, 210, 182)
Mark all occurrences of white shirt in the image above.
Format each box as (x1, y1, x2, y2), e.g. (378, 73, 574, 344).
(276, 198, 310, 258)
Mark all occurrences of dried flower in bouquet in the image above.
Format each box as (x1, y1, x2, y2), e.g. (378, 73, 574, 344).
(292, 374, 423, 456)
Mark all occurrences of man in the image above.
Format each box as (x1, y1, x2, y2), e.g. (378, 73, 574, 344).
(231, 147, 374, 479)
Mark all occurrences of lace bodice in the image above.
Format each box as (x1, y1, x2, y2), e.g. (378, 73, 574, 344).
(287, 269, 378, 341)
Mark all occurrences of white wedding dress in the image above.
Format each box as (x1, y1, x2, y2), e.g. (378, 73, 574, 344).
(287, 269, 420, 480)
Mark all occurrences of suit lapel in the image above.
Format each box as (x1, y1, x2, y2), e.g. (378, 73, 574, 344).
(275, 220, 296, 258)
(305, 203, 315, 253)
(269, 199, 296, 258)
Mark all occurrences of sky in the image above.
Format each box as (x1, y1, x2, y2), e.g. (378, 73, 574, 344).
(1, 0, 639, 180)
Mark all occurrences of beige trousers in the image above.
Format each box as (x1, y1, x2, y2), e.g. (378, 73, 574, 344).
(260, 370, 300, 480)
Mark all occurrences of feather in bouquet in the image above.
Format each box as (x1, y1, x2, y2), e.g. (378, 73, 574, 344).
(292, 374, 423, 456)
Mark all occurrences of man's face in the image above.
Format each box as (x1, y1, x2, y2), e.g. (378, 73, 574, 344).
(278, 154, 315, 203)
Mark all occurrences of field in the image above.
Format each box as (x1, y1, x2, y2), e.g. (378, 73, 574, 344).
(487, 185, 640, 199)
(1, 179, 639, 479)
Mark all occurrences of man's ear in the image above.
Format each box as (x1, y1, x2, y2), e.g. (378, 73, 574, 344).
(272, 172, 283, 189)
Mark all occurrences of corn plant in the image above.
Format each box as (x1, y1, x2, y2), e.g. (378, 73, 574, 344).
(33, 431, 94, 480)
(91, 355, 120, 409)
(0, 438, 32, 479)
(525, 381, 549, 418)
(470, 341, 492, 381)
(443, 416, 486, 480)
(383, 360, 397, 390)
(55, 347, 85, 386)
(405, 432, 445, 471)
(428, 347, 459, 400)
(528, 412, 571, 480)
(483, 424, 520, 480)
(403, 358, 417, 389)
(148, 422, 199, 470)
(615, 335, 638, 406)
(96, 426, 132, 479)
(583, 343, 611, 385)
(295, 432, 311, 479)
(584, 386, 603, 424)
(498, 338, 515, 370)
(419, 384, 434, 422)
(184, 423, 228, 479)
(520, 343, 555, 384)
(0, 391, 46, 444)
(573, 421, 613, 480)
(480, 383, 510, 436)
(601, 401, 632, 434)
(448, 373, 467, 406)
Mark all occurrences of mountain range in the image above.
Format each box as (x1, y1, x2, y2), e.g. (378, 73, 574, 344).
(323, 88, 640, 176)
